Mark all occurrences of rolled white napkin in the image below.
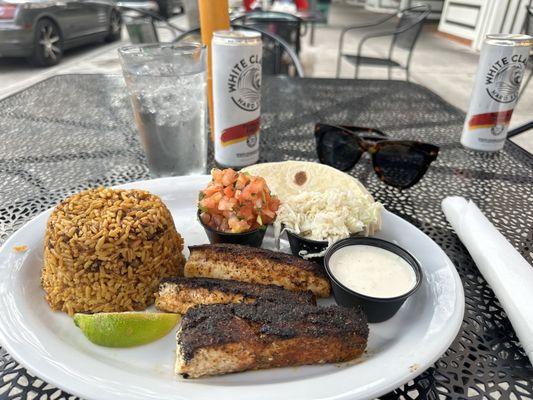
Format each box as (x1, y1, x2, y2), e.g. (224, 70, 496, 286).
(442, 196, 533, 366)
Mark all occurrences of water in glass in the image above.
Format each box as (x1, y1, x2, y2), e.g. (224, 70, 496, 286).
(119, 43, 207, 177)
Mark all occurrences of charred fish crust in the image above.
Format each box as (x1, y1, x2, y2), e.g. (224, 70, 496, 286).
(159, 277, 315, 305)
(188, 243, 328, 279)
(234, 302, 368, 338)
(177, 302, 368, 363)
(177, 305, 249, 362)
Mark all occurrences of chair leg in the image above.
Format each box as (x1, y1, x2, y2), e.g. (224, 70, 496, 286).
(336, 31, 345, 79)
(406, 66, 410, 82)
(355, 59, 360, 79)
(388, 65, 391, 80)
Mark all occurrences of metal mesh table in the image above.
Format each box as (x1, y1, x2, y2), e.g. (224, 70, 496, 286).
(1, 74, 532, 400)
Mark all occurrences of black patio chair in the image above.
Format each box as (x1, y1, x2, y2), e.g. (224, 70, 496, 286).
(518, 7, 533, 99)
(336, 5, 430, 80)
(231, 11, 307, 55)
(174, 24, 305, 77)
(119, 6, 184, 43)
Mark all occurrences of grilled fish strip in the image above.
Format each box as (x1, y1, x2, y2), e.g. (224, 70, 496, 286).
(184, 244, 331, 297)
(175, 301, 368, 378)
(155, 277, 315, 314)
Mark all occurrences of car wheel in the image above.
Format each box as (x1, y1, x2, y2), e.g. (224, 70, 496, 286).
(105, 9, 122, 42)
(31, 19, 62, 67)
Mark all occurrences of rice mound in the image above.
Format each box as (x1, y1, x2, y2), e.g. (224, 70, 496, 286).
(42, 187, 185, 315)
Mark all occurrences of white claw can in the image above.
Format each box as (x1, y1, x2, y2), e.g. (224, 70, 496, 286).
(461, 34, 532, 152)
(212, 30, 262, 168)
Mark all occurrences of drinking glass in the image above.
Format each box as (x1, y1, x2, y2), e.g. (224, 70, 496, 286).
(118, 43, 207, 177)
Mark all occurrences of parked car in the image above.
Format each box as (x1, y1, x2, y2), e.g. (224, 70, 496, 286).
(0, 0, 122, 67)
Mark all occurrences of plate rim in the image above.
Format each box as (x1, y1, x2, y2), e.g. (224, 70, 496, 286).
(0, 175, 465, 400)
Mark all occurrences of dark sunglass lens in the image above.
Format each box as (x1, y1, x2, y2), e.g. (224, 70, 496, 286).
(374, 144, 429, 187)
(317, 129, 361, 171)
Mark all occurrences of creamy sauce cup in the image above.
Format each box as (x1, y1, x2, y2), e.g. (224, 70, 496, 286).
(324, 237, 423, 323)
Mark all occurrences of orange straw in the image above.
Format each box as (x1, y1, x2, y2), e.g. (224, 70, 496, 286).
(198, 0, 230, 140)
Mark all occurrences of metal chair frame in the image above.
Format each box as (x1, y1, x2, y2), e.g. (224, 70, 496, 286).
(118, 7, 303, 77)
(119, 6, 185, 43)
(174, 24, 305, 77)
(336, 5, 430, 80)
(231, 11, 307, 55)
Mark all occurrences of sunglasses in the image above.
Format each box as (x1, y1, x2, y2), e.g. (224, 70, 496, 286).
(315, 123, 439, 189)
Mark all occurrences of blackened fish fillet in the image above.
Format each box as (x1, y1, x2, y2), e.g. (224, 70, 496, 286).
(155, 277, 315, 314)
(175, 301, 368, 378)
(184, 244, 331, 297)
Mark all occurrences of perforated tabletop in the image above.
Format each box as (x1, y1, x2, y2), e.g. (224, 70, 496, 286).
(0, 74, 532, 400)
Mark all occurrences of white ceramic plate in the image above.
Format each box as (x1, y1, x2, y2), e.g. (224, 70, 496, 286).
(0, 175, 464, 400)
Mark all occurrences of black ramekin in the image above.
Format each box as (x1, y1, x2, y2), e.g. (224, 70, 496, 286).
(286, 229, 328, 265)
(198, 210, 267, 247)
(324, 237, 423, 323)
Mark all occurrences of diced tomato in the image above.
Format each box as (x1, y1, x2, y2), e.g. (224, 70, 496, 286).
(211, 168, 224, 182)
(221, 169, 238, 186)
(235, 173, 249, 190)
(229, 218, 250, 233)
(224, 186, 235, 198)
(218, 196, 238, 211)
(200, 196, 216, 210)
(211, 191, 223, 203)
(261, 211, 276, 225)
(269, 197, 281, 211)
(240, 179, 262, 200)
(239, 185, 252, 201)
(237, 204, 254, 219)
(263, 189, 271, 203)
(262, 208, 276, 219)
(217, 197, 228, 211)
(248, 178, 265, 193)
(203, 183, 223, 197)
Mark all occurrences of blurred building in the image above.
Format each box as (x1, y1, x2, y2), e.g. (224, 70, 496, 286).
(340, 0, 531, 50)
(439, 0, 531, 50)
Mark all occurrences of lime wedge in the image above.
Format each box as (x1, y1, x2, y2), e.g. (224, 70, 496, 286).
(73, 312, 180, 348)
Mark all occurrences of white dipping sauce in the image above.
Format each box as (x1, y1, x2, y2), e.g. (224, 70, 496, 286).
(328, 245, 416, 298)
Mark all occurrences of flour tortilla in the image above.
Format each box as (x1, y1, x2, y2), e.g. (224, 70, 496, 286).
(242, 161, 381, 235)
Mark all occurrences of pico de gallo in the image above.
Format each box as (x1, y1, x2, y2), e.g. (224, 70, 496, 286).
(198, 168, 280, 233)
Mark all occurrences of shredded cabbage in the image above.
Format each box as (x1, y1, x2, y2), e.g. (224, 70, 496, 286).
(274, 189, 382, 247)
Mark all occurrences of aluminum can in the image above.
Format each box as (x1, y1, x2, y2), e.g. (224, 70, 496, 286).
(212, 30, 262, 168)
(461, 34, 532, 152)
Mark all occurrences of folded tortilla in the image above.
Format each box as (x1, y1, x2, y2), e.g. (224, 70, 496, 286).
(242, 161, 381, 235)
